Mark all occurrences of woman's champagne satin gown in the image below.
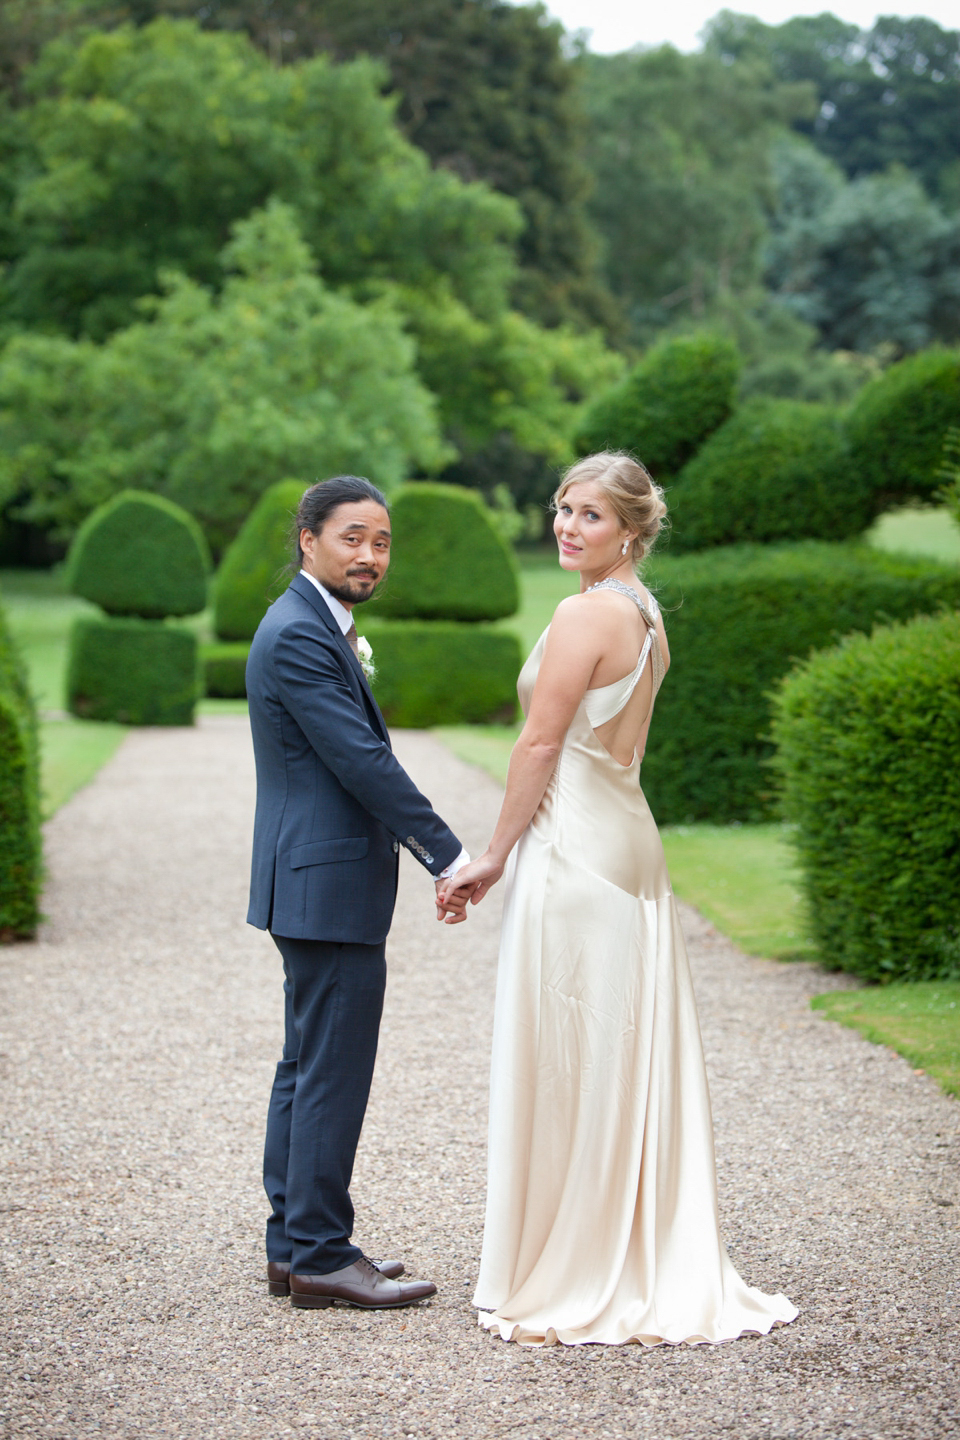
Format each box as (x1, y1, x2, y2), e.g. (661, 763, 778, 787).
(475, 584, 798, 1346)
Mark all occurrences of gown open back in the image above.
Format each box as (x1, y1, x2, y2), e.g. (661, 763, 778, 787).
(475, 581, 798, 1346)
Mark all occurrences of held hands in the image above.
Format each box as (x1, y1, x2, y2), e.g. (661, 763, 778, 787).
(435, 878, 470, 925)
(437, 852, 505, 914)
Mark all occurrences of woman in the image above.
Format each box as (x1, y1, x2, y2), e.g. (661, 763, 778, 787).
(440, 452, 797, 1347)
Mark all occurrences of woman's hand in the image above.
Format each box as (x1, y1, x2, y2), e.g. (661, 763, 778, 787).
(438, 851, 505, 910)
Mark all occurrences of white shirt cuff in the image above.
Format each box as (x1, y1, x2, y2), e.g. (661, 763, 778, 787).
(438, 848, 471, 880)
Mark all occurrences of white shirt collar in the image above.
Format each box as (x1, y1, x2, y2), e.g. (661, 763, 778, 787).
(299, 569, 353, 635)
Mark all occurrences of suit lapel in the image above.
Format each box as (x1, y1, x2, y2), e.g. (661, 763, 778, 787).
(289, 574, 391, 745)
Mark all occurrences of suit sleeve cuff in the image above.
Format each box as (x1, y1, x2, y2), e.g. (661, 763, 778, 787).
(438, 848, 471, 881)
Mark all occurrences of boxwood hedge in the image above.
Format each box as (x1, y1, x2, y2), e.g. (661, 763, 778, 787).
(68, 491, 210, 619)
(0, 601, 40, 939)
(360, 483, 519, 623)
(574, 333, 740, 480)
(641, 542, 960, 825)
(771, 610, 960, 981)
(846, 348, 960, 509)
(202, 641, 249, 699)
(669, 398, 873, 552)
(213, 479, 301, 641)
(359, 621, 520, 727)
(68, 617, 198, 726)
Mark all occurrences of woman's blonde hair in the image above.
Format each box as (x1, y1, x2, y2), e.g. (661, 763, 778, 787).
(552, 451, 667, 567)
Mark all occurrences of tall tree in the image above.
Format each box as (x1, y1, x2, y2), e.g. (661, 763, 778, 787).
(0, 0, 616, 331)
(579, 45, 812, 341)
(1, 18, 520, 339)
(705, 10, 960, 203)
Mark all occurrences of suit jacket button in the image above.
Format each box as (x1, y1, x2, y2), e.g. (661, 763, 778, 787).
(426, 855, 434, 865)
(407, 836, 415, 845)
(392, 841, 399, 853)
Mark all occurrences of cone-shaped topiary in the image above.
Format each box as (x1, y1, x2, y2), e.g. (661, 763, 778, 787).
(846, 347, 960, 508)
(361, 483, 519, 622)
(0, 600, 40, 939)
(573, 333, 740, 479)
(213, 479, 302, 641)
(67, 491, 210, 619)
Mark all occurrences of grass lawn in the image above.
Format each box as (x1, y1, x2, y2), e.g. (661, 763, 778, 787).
(811, 984, 960, 1098)
(867, 504, 960, 563)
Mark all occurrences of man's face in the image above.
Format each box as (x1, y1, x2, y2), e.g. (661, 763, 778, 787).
(300, 500, 391, 607)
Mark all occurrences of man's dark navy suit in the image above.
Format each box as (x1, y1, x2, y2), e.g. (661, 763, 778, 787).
(246, 573, 461, 1274)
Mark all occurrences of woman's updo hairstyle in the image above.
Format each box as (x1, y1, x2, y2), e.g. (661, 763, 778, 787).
(553, 451, 667, 567)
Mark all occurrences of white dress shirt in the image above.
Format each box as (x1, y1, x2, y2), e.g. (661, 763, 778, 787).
(298, 568, 469, 881)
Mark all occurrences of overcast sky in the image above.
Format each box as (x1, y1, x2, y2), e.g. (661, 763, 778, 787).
(529, 2, 959, 54)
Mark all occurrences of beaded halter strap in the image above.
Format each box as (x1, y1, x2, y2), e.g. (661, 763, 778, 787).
(586, 577, 665, 699)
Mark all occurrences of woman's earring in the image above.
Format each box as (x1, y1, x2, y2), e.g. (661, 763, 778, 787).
(621, 541, 629, 556)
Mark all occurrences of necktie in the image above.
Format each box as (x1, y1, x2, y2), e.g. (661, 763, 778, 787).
(345, 621, 359, 659)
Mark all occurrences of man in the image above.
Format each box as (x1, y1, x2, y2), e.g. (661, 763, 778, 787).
(246, 475, 470, 1310)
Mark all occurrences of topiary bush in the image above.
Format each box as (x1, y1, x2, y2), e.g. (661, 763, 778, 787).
(0, 600, 41, 939)
(642, 542, 960, 825)
(202, 641, 249, 699)
(573, 333, 740, 480)
(67, 491, 211, 619)
(668, 398, 873, 552)
(68, 617, 198, 726)
(846, 348, 960, 509)
(66, 491, 207, 725)
(359, 621, 520, 727)
(771, 610, 960, 981)
(361, 483, 519, 622)
(213, 478, 302, 641)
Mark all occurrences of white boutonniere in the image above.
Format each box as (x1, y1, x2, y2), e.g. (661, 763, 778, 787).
(356, 635, 375, 681)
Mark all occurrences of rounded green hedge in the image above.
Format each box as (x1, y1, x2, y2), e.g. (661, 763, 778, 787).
(68, 616, 199, 725)
(771, 610, 960, 981)
(359, 620, 520, 726)
(213, 479, 302, 641)
(0, 602, 40, 939)
(641, 542, 960, 824)
(67, 491, 211, 619)
(360, 483, 519, 622)
(574, 333, 740, 480)
(846, 348, 960, 508)
(669, 398, 873, 552)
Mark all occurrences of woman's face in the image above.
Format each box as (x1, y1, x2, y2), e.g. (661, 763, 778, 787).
(553, 481, 628, 573)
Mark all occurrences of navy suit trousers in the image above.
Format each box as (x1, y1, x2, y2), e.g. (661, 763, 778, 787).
(263, 934, 386, 1274)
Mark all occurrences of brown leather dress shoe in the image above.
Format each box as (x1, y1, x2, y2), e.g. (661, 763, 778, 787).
(289, 1256, 436, 1309)
(267, 1257, 404, 1295)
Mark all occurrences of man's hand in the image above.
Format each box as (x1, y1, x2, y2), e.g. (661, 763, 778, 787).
(435, 878, 471, 924)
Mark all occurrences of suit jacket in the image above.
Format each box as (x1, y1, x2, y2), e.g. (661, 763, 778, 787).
(245, 573, 461, 944)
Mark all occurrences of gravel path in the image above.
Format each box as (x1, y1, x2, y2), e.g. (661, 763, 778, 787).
(1, 716, 958, 1440)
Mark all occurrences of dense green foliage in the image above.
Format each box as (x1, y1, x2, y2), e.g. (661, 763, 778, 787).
(360, 620, 519, 726)
(67, 615, 198, 725)
(67, 491, 210, 618)
(0, 599, 41, 938)
(0, 204, 448, 549)
(706, 12, 960, 202)
(771, 611, 960, 981)
(765, 137, 960, 355)
(1, 18, 519, 339)
(213, 479, 301, 641)
(361, 483, 519, 622)
(669, 397, 872, 552)
(642, 542, 960, 825)
(201, 642, 249, 700)
(846, 349, 960, 508)
(574, 333, 740, 480)
(579, 46, 812, 341)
